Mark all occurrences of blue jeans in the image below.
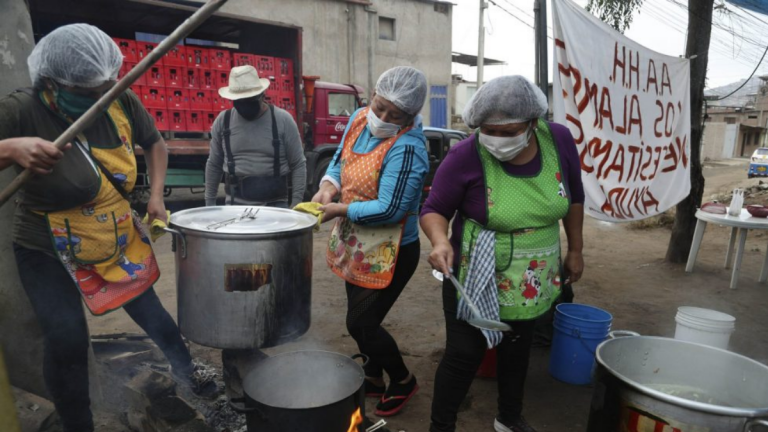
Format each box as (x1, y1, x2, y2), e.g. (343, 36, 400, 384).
(13, 244, 192, 432)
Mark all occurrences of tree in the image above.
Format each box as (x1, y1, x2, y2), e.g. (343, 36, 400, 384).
(586, 0, 713, 263)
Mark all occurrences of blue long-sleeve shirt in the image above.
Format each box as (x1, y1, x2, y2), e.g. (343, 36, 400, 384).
(322, 109, 429, 246)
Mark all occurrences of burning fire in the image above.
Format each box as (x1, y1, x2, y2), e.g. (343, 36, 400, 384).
(347, 407, 363, 432)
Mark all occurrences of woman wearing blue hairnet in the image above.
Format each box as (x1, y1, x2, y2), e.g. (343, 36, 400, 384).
(312, 66, 429, 417)
(0, 24, 216, 432)
(421, 75, 585, 432)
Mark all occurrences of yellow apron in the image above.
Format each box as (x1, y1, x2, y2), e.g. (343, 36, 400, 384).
(38, 93, 159, 315)
(326, 109, 412, 289)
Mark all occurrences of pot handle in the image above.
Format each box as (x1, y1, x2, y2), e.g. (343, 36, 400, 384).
(351, 353, 369, 368)
(608, 330, 640, 339)
(745, 419, 768, 431)
(162, 227, 187, 259)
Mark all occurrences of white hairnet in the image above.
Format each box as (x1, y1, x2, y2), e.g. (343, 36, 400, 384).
(375, 66, 428, 115)
(462, 75, 548, 128)
(28, 24, 122, 88)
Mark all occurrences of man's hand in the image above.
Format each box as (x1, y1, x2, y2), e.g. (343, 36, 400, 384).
(146, 195, 168, 225)
(319, 203, 348, 223)
(10, 138, 71, 175)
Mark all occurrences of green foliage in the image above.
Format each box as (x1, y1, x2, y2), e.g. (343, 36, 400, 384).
(586, 0, 644, 33)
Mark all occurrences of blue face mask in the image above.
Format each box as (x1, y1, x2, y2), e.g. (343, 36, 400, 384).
(55, 89, 98, 118)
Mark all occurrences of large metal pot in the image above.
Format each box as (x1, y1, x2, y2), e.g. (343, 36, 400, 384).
(242, 350, 367, 432)
(166, 206, 316, 349)
(588, 336, 768, 432)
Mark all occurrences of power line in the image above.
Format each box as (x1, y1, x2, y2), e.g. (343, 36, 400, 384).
(714, 42, 768, 100)
(487, 0, 554, 40)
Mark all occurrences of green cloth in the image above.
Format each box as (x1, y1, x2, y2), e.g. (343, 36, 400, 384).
(459, 119, 570, 321)
(0, 89, 160, 254)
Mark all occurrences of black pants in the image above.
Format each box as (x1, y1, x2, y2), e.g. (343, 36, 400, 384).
(430, 276, 537, 432)
(345, 241, 420, 383)
(13, 244, 193, 432)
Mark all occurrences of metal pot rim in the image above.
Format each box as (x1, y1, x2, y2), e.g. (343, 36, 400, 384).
(596, 336, 768, 417)
(169, 223, 314, 240)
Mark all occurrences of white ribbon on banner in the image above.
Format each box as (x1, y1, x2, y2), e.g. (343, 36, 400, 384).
(552, 0, 691, 222)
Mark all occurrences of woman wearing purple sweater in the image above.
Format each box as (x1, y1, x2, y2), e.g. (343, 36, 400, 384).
(420, 75, 585, 432)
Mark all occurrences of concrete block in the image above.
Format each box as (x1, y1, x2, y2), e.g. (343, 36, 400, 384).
(124, 370, 177, 410)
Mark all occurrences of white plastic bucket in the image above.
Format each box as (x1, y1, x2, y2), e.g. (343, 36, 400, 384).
(674, 307, 735, 350)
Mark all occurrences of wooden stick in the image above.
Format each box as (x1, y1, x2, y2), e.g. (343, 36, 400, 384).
(0, 0, 228, 207)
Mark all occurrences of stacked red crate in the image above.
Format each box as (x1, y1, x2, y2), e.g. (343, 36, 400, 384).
(187, 47, 211, 69)
(164, 66, 184, 88)
(170, 110, 187, 132)
(233, 53, 254, 67)
(210, 49, 231, 70)
(114, 38, 138, 63)
(164, 46, 187, 66)
(204, 111, 218, 132)
(201, 70, 218, 90)
(276, 58, 296, 119)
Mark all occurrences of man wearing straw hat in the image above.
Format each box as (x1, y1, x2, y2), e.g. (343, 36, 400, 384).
(205, 65, 306, 208)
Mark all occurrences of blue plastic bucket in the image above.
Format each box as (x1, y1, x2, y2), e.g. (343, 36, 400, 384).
(549, 303, 612, 385)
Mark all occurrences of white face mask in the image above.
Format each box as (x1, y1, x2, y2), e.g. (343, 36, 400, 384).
(367, 108, 401, 139)
(479, 126, 532, 162)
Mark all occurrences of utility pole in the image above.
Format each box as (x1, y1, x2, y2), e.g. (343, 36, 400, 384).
(534, 0, 548, 99)
(478, 0, 487, 88)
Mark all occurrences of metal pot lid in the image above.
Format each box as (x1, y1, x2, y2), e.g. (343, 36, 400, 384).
(171, 206, 317, 234)
(243, 350, 364, 409)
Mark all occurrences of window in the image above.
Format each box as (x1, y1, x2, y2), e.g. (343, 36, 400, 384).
(757, 148, 768, 155)
(427, 137, 442, 160)
(328, 93, 357, 117)
(725, 117, 736, 124)
(749, 115, 758, 119)
(448, 133, 465, 147)
(379, 17, 396, 41)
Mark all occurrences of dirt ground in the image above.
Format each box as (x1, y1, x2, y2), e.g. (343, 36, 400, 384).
(50, 158, 768, 431)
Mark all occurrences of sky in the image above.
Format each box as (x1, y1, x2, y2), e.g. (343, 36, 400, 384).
(451, 0, 768, 89)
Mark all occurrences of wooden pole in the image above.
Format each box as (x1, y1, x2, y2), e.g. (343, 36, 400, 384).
(0, 0, 229, 208)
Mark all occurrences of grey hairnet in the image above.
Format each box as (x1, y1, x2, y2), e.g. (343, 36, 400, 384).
(28, 24, 122, 88)
(462, 75, 548, 128)
(375, 66, 428, 115)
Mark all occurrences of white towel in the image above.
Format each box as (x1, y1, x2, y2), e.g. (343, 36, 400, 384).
(457, 229, 503, 348)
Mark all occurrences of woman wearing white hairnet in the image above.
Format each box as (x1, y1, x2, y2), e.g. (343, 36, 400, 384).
(420, 76, 585, 432)
(0, 24, 215, 432)
(312, 66, 429, 416)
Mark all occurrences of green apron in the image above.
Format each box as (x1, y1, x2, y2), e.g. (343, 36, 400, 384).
(459, 119, 571, 321)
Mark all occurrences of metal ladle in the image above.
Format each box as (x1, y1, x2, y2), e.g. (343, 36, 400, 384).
(447, 273, 512, 332)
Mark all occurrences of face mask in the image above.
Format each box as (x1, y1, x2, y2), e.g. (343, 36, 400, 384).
(56, 89, 98, 119)
(234, 95, 264, 121)
(367, 108, 401, 139)
(479, 126, 532, 162)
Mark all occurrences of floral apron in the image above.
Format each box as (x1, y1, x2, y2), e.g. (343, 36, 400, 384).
(326, 108, 412, 289)
(37, 92, 159, 315)
(459, 119, 571, 320)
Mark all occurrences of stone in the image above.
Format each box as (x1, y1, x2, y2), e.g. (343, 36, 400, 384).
(147, 396, 197, 424)
(124, 370, 177, 410)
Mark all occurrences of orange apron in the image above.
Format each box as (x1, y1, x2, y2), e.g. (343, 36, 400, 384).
(326, 108, 412, 289)
(37, 92, 160, 315)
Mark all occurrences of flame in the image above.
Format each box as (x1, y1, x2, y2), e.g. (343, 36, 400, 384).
(347, 407, 363, 432)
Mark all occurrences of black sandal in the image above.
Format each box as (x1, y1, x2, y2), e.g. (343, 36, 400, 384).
(365, 379, 386, 398)
(374, 376, 419, 417)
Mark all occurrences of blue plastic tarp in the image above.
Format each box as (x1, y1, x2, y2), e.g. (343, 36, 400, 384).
(727, 0, 768, 15)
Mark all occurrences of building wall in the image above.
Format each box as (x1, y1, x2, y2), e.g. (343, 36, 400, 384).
(206, 0, 453, 126)
(701, 122, 730, 161)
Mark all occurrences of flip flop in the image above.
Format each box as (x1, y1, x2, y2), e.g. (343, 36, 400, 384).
(374, 376, 419, 417)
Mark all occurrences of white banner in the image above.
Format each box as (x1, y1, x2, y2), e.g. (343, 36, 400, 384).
(552, 0, 691, 222)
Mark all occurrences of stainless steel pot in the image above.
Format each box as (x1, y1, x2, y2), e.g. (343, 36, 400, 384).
(588, 336, 768, 432)
(165, 206, 316, 349)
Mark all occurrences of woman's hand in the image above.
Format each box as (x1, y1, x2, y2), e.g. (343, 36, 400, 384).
(319, 203, 348, 223)
(312, 181, 338, 205)
(146, 195, 168, 225)
(564, 250, 584, 284)
(5, 138, 71, 175)
(428, 239, 454, 276)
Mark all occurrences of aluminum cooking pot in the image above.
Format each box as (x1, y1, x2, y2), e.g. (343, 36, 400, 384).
(588, 336, 768, 432)
(165, 206, 317, 349)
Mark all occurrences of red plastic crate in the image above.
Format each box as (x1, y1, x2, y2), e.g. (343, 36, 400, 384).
(187, 47, 211, 69)
(280, 78, 295, 94)
(210, 49, 231, 69)
(113, 38, 138, 63)
(164, 66, 185, 88)
(278, 95, 296, 114)
(184, 68, 201, 89)
(212, 94, 234, 111)
(186, 111, 205, 132)
(213, 70, 230, 90)
(151, 109, 169, 131)
(169, 110, 187, 131)
(164, 46, 187, 67)
(136, 42, 163, 64)
(167, 88, 190, 110)
(190, 90, 213, 111)
(141, 87, 167, 109)
(129, 85, 143, 98)
(255, 56, 275, 77)
(204, 111, 217, 132)
(118, 62, 146, 86)
(276, 58, 293, 78)
(233, 53, 254, 67)
(201, 70, 217, 90)
(145, 65, 165, 87)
